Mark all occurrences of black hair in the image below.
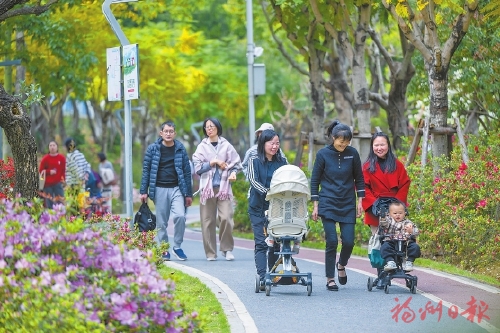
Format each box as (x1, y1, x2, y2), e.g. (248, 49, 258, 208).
(98, 152, 106, 162)
(327, 120, 353, 141)
(365, 132, 397, 173)
(64, 137, 76, 151)
(257, 129, 283, 163)
(160, 120, 176, 131)
(202, 117, 223, 137)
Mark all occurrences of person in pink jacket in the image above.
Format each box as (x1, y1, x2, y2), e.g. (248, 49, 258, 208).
(192, 118, 242, 261)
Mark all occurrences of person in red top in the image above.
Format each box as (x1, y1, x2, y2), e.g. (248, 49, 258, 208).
(362, 132, 411, 288)
(39, 141, 66, 208)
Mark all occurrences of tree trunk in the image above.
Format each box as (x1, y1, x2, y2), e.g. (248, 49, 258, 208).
(324, 41, 354, 126)
(58, 100, 66, 142)
(427, 62, 449, 159)
(0, 85, 38, 200)
(85, 101, 98, 145)
(347, 4, 372, 161)
(464, 109, 479, 135)
(72, 98, 79, 133)
(308, 41, 326, 146)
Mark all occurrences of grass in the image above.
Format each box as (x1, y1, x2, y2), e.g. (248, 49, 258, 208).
(158, 266, 231, 333)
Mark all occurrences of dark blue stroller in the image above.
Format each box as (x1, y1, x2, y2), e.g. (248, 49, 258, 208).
(367, 197, 418, 294)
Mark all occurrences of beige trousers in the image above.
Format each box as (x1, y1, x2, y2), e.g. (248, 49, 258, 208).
(199, 189, 234, 259)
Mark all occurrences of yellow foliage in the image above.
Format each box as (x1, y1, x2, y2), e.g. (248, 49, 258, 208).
(435, 13, 444, 25)
(183, 67, 208, 93)
(417, 0, 428, 11)
(395, 2, 410, 19)
(178, 28, 201, 55)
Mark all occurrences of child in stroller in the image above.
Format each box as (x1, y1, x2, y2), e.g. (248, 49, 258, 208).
(256, 165, 312, 296)
(368, 199, 420, 294)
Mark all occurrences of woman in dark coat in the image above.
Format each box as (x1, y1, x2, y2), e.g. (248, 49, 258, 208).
(310, 120, 365, 291)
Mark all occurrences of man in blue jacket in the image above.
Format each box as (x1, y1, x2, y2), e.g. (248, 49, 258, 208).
(140, 121, 193, 261)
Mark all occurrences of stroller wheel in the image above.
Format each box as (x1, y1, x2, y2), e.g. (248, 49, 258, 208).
(254, 275, 261, 293)
(367, 277, 373, 291)
(265, 284, 271, 296)
(410, 279, 417, 294)
(307, 282, 312, 296)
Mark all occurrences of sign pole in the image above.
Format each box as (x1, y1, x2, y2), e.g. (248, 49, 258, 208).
(102, 0, 137, 219)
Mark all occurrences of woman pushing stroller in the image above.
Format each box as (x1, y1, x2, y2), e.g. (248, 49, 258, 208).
(248, 129, 287, 289)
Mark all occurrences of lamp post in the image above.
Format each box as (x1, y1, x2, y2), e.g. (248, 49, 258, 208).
(102, 0, 137, 219)
(246, 0, 255, 146)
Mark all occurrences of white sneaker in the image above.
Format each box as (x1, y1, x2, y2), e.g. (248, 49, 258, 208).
(206, 257, 216, 261)
(404, 261, 414, 271)
(222, 251, 234, 261)
(384, 260, 397, 271)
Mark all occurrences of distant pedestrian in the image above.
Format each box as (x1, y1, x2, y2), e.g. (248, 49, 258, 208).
(247, 129, 287, 289)
(98, 152, 115, 214)
(39, 141, 66, 208)
(64, 138, 91, 196)
(310, 120, 365, 291)
(242, 123, 287, 179)
(140, 121, 193, 261)
(192, 117, 242, 261)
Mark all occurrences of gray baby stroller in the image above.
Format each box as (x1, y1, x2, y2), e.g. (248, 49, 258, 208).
(367, 197, 418, 294)
(255, 165, 312, 296)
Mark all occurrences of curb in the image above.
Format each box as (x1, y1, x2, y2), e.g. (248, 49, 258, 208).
(166, 261, 259, 333)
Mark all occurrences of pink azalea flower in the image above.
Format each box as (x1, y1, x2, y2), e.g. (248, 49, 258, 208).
(476, 200, 487, 208)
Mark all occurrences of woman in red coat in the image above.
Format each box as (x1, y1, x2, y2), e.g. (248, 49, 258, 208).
(362, 132, 411, 232)
(362, 132, 411, 287)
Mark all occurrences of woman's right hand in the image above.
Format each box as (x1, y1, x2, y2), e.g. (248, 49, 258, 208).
(140, 194, 148, 203)
(312, 205, 318, 221)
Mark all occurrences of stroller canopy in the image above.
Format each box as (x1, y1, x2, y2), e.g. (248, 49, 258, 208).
(266, 165, 310, 200)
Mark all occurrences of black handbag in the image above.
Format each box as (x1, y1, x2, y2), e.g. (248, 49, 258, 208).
(134, 202, 157, 232)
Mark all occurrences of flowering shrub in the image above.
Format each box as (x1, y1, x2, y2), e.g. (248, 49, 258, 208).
(87, 213, 169, 269)
(407, 134, 500, 280)
(0, 157, 15, 199)
(0, 200, 200, 332)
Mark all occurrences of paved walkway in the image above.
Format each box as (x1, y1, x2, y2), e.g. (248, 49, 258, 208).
(164, 206, 499, 333)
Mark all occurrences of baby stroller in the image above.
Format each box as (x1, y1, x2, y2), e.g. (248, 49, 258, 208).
(257, 165, 312, 296)
(367, 197, 418, 294)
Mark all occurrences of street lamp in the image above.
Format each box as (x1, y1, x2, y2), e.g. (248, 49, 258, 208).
(246, 0, 266, 147)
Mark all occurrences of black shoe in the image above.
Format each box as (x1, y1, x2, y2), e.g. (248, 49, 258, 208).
(326, 280, 339, 291)
(337, 262, 347, 285)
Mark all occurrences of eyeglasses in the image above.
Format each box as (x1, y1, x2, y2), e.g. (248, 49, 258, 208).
(204, 125, 216, 130)
(161, 130, 175, 134)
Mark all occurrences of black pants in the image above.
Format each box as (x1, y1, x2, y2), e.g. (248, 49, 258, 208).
(380, 239, 421, 262)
